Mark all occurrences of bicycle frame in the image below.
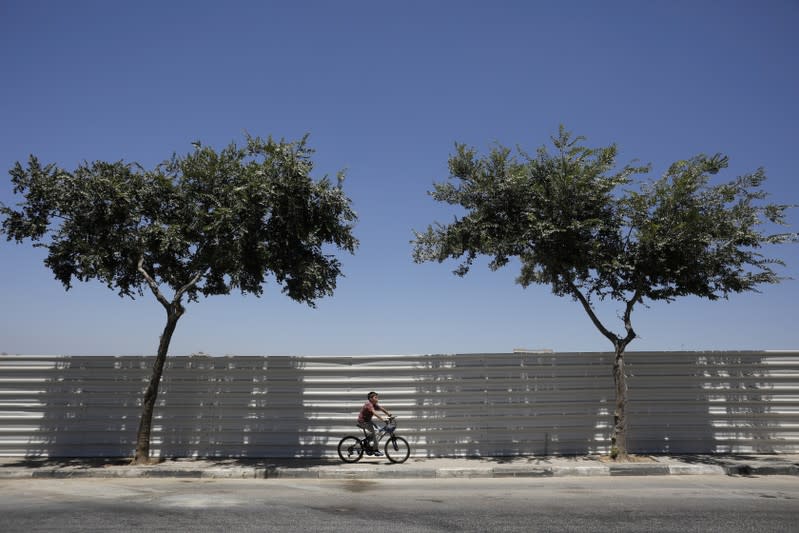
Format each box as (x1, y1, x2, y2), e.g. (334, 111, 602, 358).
(361, 419, 397, 447)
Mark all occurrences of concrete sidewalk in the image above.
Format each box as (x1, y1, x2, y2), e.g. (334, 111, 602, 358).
(1, 454, 797, 479)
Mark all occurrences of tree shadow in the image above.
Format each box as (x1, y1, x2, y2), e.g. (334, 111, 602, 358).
(625, 351, 787, 455)
(156, 355, 329, 459)
(406, 352, 613, 457)
(12, 355, 142, 459)
(9, 354, 332, 460)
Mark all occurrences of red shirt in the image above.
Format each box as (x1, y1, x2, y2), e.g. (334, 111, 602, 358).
(358, 400, 381, 423)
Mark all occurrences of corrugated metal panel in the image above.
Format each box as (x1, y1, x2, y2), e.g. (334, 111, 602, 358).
(0, 351, 797, 458)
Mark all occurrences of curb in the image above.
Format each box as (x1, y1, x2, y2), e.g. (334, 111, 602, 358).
(3, 462, 798, 480)
(721, 464, 799, 477)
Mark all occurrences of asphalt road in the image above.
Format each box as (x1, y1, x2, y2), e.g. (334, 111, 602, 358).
(1, 476, 797, 532)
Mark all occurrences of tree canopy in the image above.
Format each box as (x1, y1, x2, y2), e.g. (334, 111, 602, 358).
(413, 126, 797, 458)
(2, 135, 358, 306)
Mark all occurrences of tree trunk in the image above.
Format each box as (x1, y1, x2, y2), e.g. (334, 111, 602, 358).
(131, 308, 182, 464)
(567, 282, 638, 462)
(610, 346, 629, 461)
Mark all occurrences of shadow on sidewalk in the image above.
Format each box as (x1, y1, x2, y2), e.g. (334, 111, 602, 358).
(2, 457, 131, 469)
(669, 454, 799, 466)
(0, 457, 341, 470)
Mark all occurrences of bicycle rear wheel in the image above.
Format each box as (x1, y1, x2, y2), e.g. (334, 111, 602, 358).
(337, 436, 364, 463)
(384, 436, 410, 463)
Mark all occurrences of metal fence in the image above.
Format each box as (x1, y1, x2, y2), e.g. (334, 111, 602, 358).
(1, 351, 797, 458)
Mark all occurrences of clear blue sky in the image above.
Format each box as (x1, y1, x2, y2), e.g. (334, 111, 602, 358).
(1, 1, 797, 356)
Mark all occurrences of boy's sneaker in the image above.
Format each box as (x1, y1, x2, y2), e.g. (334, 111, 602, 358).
(373, 451, 383, 456)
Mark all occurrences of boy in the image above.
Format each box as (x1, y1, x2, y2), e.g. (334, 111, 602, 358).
(357, 391, 392, 456)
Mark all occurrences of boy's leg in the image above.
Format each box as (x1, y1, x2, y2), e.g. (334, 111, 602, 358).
(358, 422, 377, 450)
(369, 422, 382, 455)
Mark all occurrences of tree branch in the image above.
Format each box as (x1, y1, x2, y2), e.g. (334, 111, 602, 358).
(137, 256, 170, 309)
(174, 269, 206, 302)
(138, 255, 206, 311)
(568, 280, 619, 345)
(620, 289, 641, 350)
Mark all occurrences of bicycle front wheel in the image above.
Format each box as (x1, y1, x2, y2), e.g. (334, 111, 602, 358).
(384, 436, 410, 463)
(337, 436, 364, 463)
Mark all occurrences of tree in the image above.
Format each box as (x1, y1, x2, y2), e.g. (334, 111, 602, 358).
(1, 135, 358, 464)
(412, 126, 796, 460)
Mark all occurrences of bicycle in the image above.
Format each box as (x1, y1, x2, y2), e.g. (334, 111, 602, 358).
(337, 416, 410, 464)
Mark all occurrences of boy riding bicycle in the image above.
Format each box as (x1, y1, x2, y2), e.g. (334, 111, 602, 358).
(357, 391, 393, 456)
